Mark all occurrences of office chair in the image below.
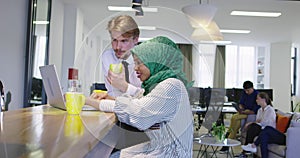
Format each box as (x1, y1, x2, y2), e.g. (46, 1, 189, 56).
(4, 91, 11, 111)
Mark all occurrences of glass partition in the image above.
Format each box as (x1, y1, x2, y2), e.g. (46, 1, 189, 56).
(24, 0, 51, 107)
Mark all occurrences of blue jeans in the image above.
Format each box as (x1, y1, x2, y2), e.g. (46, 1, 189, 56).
(254, 126, 286, 158)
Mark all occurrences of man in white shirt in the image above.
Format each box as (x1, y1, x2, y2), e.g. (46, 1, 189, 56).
(101, 15, 141, 97)
(86, 15, 142, 158)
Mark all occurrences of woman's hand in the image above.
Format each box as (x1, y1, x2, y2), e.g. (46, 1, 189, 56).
(90, 92, 108, 100)
(244, 122, 253, 129)
(256, 119, 261, 123)
(85, 97, 101, 109)
(90, 92, 115, 100)
(84, 92, 115, 110)
(107, 70, 128, 93)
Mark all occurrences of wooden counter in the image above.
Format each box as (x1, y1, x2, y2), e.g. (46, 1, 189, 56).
(0, 105, 116, 158)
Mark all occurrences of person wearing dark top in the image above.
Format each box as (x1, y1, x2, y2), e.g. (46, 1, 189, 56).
(220, 81, 260, 152)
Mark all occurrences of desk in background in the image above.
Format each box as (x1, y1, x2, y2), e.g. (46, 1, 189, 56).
(192, 103, 237, 130)
(0, 105, 116, 158)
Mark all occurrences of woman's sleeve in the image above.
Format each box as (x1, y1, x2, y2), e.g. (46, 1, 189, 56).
(113, 79, 182, 130)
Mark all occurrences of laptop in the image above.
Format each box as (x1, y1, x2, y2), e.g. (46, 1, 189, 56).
(39, 64, 97, 111)
(232, 102, 242, 113)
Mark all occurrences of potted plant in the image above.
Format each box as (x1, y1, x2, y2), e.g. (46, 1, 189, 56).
(212, 122, 226, 142)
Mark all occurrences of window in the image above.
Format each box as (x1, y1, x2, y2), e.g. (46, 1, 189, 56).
(225, 45, 256, 88)
(192, 44, 216, 87)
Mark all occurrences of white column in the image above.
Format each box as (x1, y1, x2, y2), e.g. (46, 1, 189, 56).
(270, 42, 292, 112)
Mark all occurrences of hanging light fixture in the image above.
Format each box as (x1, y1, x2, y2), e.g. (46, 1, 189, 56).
(182, 0, 223, 41)
(182, 1, 217, 27)
(132, 0, 144, 17)
(132, 0, 143, 6)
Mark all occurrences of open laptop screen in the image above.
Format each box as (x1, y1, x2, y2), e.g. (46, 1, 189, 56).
(39, 64, 66, 110)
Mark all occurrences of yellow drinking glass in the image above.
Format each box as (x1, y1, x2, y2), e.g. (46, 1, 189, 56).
(65, 92, 85, 114)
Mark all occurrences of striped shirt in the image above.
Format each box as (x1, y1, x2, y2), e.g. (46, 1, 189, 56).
(101, 49, 142, 97)
(100, 78, 194, 158)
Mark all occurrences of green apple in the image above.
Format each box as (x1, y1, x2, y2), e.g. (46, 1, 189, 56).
(109, 63, 123, 73)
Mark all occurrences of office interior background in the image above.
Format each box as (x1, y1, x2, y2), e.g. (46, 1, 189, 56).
(0, 0, 300, 112)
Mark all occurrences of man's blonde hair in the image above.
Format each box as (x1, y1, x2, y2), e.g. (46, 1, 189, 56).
(107, 15, 140, 38)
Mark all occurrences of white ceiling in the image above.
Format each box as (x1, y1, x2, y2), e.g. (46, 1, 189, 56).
(60, 0, 300, 45)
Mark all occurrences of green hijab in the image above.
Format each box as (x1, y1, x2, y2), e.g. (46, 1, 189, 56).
(131, 36, 193, 95)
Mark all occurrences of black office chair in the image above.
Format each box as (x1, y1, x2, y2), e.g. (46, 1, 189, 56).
(4, 91, 11, 111)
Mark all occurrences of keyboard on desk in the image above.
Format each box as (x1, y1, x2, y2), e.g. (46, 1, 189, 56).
(82, 105, 98, 111)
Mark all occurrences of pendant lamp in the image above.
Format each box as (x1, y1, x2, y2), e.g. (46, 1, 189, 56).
(182, 3, 217, 27)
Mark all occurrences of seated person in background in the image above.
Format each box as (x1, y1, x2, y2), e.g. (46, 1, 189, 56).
(242, 126, 286, 158)
(86, 36, 194, 157)
(220, 81, 260, 152)
(236, 92, 276, 158)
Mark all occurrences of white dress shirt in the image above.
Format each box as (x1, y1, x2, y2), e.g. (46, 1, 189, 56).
(256, 105, 276, 128)
(99, 78, 194, 158)
(101, 49, 142, 97)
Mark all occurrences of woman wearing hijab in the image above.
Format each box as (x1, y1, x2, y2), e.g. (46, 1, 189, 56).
(86, 36, 193, 158)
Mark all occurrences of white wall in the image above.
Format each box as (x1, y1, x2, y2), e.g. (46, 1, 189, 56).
(0, 0, 27, 110)
(49, 0, 64, 82)
(270, 42, 292, 112)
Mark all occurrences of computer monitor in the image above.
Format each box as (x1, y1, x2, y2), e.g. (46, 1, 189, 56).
(188, 87, 201, 105)
(226, 88, 235, 102)
(225, 88, 244, 103)
(233, 88, 244, 103)
(203, 88, 226, 107)
(257, 89, 273, 101)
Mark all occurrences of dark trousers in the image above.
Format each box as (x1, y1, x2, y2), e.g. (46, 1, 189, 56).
(245, 123, 262, 145)
(254, 126, 286, 158)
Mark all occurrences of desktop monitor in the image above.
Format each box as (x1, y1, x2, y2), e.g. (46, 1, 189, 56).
(225, 88, 244, 103)
(188, 87, 201, 106)
(233, 88, 244, 103)
(225, 88, 235, 102)
(203, 88, 226, 107)
(257, 89, 273, 101)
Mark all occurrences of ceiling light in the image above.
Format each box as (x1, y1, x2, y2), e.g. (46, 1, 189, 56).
(231, 11, 281, 17)
(182, 4, 217, 27)
(33, 21, 49, 25)
(139, 26, 156, 30)
(220, 29, 251, 34)
(200, 40, 232, 45)
(139, 37, 153, 41)
(132, 0, 142, 5)
(107, 6, 158, 12)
